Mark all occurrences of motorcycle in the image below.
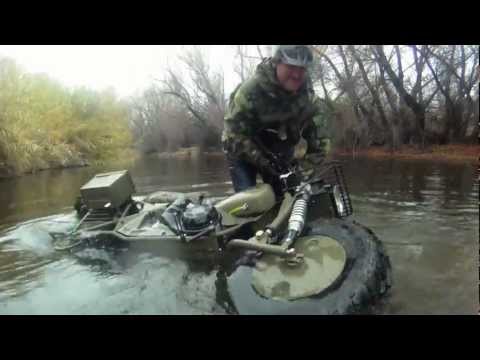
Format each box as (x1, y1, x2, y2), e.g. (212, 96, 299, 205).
(50, 156, 392, 315)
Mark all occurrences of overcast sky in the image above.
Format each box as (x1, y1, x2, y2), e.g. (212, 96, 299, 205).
(0, 45, 245, 99)
(3, 45, 473, 102)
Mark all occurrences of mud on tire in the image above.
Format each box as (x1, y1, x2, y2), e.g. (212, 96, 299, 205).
(225, 218, 392, 315)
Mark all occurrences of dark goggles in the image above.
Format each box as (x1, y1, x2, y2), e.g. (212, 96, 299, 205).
(281, 46, 313, 65)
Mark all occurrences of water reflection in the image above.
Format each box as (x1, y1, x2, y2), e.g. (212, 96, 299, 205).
(340, 157, 478, 314)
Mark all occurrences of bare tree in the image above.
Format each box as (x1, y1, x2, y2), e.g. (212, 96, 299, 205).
(348, 46, 393, 149)
(313, 45, 373, 148)
(129, 86, 190, 153)
(233, 45, 260, 83)
(158, 46, 227, 149)
(256, 45, 264, 59)
(373, 45, 428, 147)
(420, 45, 478, 142)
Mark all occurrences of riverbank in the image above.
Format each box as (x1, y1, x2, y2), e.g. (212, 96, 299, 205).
(155, 144, 479, 164)
(334, 144, 479, 164)
(0, 156, 95, 179)
(0, 149, 139, 180)
(155, 147, 224, 159)
(2, 144, 477, 180)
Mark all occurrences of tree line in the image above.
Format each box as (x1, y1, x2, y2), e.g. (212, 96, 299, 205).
(0, 57, 132, 176)
(130, 45, 478, 154)
(311, 45, 478, 150)
(1, 45, 478, 177)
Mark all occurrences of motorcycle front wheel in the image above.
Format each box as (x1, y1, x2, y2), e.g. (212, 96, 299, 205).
(223, 217, 392, 315)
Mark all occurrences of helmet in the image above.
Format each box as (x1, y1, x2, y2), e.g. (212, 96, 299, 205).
(272, 45, 313, 68)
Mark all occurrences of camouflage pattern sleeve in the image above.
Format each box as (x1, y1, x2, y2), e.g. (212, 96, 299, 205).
(302, 96, 333, 156)
(222, 82, 272, 170)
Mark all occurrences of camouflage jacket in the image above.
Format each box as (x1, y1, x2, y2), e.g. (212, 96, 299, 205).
(222, 58, 332, 170)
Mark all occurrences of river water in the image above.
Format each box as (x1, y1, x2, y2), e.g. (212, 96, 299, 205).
(0, 154, 478, 315)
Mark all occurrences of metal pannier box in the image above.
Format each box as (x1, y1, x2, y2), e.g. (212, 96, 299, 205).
(80, 170, 135, 210)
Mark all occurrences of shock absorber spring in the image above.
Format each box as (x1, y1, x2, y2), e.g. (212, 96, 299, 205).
(282, 196, 309, 249)
(289, 197, 308, 233)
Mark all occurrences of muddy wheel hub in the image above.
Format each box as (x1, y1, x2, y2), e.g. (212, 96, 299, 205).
(252, 236, 347, 301)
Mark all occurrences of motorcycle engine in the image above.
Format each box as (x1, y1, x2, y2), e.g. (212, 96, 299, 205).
(181, 202, 218, 233)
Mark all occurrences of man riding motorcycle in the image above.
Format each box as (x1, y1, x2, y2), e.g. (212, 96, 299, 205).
(222, 45, 333, 195)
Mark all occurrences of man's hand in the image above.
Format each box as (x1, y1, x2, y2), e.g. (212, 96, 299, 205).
(258, 157, 281, 178)
(305, 152, 326, 165)
(297, 152, 325, 181)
